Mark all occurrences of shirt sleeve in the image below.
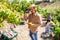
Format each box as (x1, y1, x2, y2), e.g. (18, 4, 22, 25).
(38, 14, 42, 25)
(40, 14, 42, 24)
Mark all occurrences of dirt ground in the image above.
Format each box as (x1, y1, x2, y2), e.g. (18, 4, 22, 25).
(12, 24, 45, 40)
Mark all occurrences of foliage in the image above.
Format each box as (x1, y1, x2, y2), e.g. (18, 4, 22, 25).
(0, 6, 21, 26)
(6, 10, 21, 25)
(53, 24, 60, 40)
(57, 14, 60, 22)
(0, 23, 4, 28)
(1, 0, 33, 13)
(7, 14, 20, 25)
(0, 9, 8, 23)
(37, 6, 49, 17)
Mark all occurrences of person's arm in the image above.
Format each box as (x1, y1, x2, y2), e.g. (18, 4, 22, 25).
(26, 14, 31, 24)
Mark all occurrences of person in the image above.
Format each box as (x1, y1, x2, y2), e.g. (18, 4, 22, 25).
(46, 13, 52, 24)
(27, 4, 42, 40)
(41, 20, 55, 40)
(24, 8, 29, 21)
(45, 20, 55, 34)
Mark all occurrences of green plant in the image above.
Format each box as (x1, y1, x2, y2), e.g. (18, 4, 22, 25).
(0, 23, 4, 28)
(0, 9, 8, 23)
(6, 12, 20, 25)
(57, 14, 60, 22)
(53, 25, 60, 40)
(37, 6, 42, 14)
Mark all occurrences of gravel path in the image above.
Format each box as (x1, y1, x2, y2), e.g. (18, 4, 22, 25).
(13, 24, 45, 40)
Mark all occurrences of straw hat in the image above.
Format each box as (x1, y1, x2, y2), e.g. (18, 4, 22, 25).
(30, 4, 37, 9)
(50, 21, 55, 25)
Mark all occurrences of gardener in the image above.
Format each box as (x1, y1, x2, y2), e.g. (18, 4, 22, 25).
(46, 13, 52, 24)
(27, 4, 42, 40)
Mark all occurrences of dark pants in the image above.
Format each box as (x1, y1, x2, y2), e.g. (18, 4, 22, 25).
(29, 31, 38, 40)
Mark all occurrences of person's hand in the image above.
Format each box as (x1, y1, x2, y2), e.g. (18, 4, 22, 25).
(28, 22, 34, 25)
(27, 22, 39, 27)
